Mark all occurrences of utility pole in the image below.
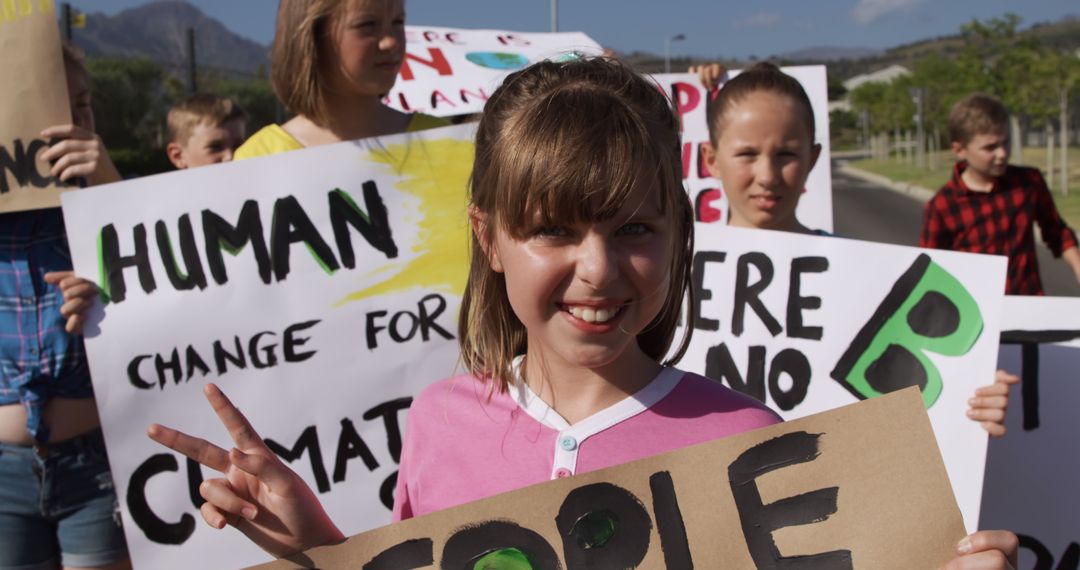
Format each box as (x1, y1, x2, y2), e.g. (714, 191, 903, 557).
(910, 87, 926, 169)
(665, 34, 685, 75)
(1062, 87, 1069, 197)
(62, 2, 72, 41)
(187, 27, 197, 94)
(550, 0, 557, 32)
(861, 110, 870, 153)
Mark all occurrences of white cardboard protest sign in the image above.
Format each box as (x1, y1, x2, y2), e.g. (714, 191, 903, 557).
(981, 296, 1080, 569)
(386, 26, 602, 116)
(676, 224, 1006, 532)
(651, 67, 833, 233)
(61, 125, 477, 569)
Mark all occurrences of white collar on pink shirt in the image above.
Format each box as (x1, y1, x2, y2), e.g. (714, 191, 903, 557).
(508, 356, 684, 479)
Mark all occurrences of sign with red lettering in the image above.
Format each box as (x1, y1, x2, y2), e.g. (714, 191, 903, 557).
(652, 68, 833, 232)
(385, 26, 602, 116)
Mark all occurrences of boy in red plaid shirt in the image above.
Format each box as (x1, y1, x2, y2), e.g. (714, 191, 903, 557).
(920, 93, 1080, 295)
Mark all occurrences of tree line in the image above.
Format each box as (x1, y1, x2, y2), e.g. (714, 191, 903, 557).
(85, 57, 279, 176)
(841, 14, 1079, 158)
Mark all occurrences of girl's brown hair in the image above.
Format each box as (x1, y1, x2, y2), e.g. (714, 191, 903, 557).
(459, 57, 695, 391)
(705, 62, 816, 145)
(270, 0, 340, 126)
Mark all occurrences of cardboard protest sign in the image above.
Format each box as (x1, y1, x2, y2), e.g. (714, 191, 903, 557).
(652, 68, 833, 232)
(253, 388, 965, 570)
(61, 125, 477, 569)
(386, 26, 602, 116)
(0, 0, 72, 213)
(981, 296, 1080, 569)
(677, 224, 1005, 532)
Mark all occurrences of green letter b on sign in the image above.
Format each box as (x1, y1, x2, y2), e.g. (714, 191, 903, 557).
(830, 254, 982, 408)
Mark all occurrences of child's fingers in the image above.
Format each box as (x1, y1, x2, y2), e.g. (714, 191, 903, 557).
(49, 149, 96, 179)
(941, 550, 1014, 569)
(60, 280, 96, 302)
(229, 448, 298, 496)
(64, 313, 85, 335)
(968, 395, 1007, 410)
(59, 298, 89, 326)
(949, 531, 1019, 569)
(994, 370, 1020, 385)
(40, 124, 91, 140)
(204, 384, 269, 452)
(41, 138, 94, 164)
(38, 141, 68, 164)
(199, 478, 258, 524)
(967, 407, 1005, 423)
(200, 500, 234, 530)
(57, 162, 99, 183)
(40, 124, 76, 138)
(980, 421, 1006, 438)
(58, 295, 88, 316)
(147, 423, 232, 473)
(43, 271, 73, 285)
(974, 383, 1009, 397)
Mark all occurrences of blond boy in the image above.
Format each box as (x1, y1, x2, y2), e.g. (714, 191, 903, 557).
(166, 93, 247, 169)
(920, 93, 1080, 295)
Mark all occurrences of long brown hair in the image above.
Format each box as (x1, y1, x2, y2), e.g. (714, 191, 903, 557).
(459, 57, 695, 391)
(270, 0, 340, 126)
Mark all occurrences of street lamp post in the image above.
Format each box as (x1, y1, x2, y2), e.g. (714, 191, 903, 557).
(665, 34, 685, 74)
(551, 0, 558, 32)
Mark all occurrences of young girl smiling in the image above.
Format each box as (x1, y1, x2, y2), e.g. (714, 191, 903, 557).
(149, 58, 1018, 567)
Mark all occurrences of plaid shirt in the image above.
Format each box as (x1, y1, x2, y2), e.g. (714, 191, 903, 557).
(920, 162, 1079, 295)
(0, 208, 93, 442)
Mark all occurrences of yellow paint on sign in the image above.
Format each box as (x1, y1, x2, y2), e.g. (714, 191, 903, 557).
(0, 0, 53, 22)
(337, 137, 474, 305)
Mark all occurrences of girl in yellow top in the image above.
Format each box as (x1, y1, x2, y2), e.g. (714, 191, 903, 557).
(236, 0, 447, 160)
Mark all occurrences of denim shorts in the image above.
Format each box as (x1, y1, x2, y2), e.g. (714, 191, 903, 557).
(0, 429, 130, 569)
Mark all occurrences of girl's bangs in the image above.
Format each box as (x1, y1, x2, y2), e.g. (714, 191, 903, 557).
(490, 86, 676, 237)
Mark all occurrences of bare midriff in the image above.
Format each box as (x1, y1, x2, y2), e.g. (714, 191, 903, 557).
(0, 398, 101, 445)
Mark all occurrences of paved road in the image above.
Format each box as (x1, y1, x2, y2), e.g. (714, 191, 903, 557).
(831, 163, 1080, 297)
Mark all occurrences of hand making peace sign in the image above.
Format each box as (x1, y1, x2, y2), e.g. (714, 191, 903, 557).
(147, 383, 344, 557)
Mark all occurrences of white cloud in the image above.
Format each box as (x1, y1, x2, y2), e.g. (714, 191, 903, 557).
(732, 12, 781, 29)
(851, 0, 925, 25)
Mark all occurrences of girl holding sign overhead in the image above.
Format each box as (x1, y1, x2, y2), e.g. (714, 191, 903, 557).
(234, 0, 446, 160)
(695, 62, 1018, 436)
(147, 58, 1017, 567)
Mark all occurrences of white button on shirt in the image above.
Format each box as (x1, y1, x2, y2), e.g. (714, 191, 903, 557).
(510, 357, 684, 481)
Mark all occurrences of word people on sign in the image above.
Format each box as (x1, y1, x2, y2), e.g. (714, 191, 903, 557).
(254, 389, 966, 570)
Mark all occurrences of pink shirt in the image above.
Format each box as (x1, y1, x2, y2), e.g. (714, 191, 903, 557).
(392, 366, 781, 521)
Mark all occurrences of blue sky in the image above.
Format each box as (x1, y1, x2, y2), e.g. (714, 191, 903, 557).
(70, 0, 1078, 59)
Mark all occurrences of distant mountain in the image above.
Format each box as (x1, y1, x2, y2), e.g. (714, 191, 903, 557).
(626, 15, 1080, 80)
(776, 46, 883, 62)
(71, 1, 269, 77)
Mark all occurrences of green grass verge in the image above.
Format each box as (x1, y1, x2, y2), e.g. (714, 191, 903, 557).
(851, 147, 1080, 228)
